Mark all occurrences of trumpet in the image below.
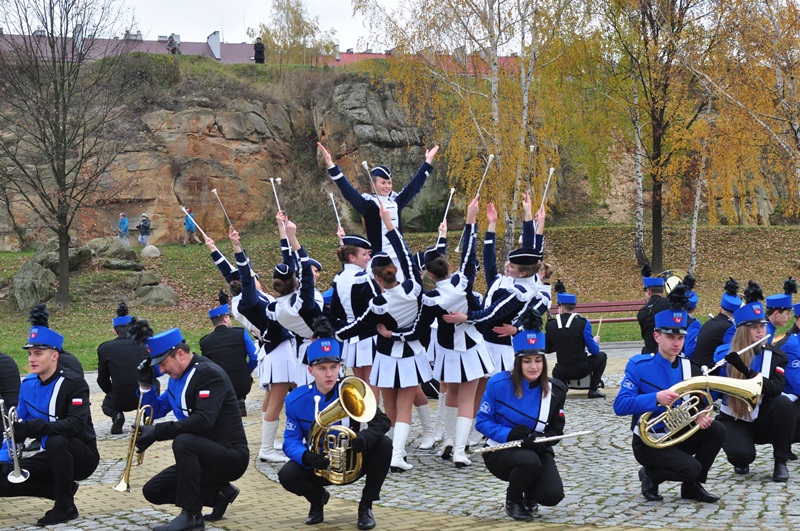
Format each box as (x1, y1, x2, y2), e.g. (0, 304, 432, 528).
(114, 402, 154, 492)
(0, 399, 30, 483)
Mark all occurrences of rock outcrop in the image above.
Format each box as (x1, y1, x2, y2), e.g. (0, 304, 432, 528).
(13, 262, 56, 310)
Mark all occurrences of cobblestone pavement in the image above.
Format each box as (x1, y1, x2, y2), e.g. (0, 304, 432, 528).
(2, 342, 800, 530)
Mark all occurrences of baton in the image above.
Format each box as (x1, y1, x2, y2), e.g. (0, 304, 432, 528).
(475, 154, 495, 196)
(442, 187, 456, 224)
(210, 189, 234, 228)
(362, 160, 381, 197)
(329, 192, 342, 228)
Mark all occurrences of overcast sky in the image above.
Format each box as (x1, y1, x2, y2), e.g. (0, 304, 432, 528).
(126, 0, 393, 52)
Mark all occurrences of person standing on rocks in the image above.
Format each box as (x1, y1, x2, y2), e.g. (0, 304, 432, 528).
(118, 212, 129, 248)
(136, 213, 151, 247)
(183, 208, 202, 246)
(254, 37, 265, 64)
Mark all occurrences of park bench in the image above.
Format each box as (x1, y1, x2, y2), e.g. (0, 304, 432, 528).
(548, 298, 643, 390)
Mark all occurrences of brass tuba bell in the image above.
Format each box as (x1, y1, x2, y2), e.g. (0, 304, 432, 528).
(307, 376, 377, 485)
(638, 373, 762, 448)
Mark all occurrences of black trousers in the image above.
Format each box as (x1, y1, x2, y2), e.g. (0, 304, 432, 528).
(717, 395, 797, 465)
(482, 447, 564, 506)
(632, 421, 726, 485)
(142, 433, 249, 513)
(552, 352, 607, 390)
(0, 434, 99, 509)
(101, 383, 140, 417)
(278, 435, 391, 506)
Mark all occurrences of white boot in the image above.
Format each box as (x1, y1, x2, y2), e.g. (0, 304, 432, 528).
(258, 420, 289, 463)
(390, 422, 414, 471)
(437, 406, 458, 459)
(453, 416, 473, 468)
(433, 394, 447, 443)
(467, 418, 484, 449)
(416, 404, 435, 450)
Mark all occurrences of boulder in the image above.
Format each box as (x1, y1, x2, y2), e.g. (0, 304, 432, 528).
(141, 245, 161, 258)
(13, 261, 56, 310)
(103, 259, 145, 271)
(100, 239, 139, 261)
(36, 247, 93, 274)
(134, 284, 178, 306)
(84, 237, 113, 256)
(124, 271, 161, 290)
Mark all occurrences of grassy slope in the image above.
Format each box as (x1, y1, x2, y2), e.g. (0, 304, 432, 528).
(1, 223, 799, 371)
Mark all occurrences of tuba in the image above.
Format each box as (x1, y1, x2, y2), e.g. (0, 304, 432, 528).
(658, 269, 688, 295)
(307, 376, 377, 485)
(638, 374, 762, 448)
(114, 401, 154, 492)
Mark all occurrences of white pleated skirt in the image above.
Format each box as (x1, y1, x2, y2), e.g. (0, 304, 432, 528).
(485, 341, 515, 375)
(343, 336, 376, 368)
(370, 351, 433, 389)
(294, 339, 314, 386)
(426, 327, 438, 364)
(256, 338, 297, 389)
(433, 344, 495, 383)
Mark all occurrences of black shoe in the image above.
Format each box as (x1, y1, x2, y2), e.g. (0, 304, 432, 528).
(37, 505, 78, 526)
(72, 481, 79, 496)
(305, 489, 330, 525)
(639, 467, 663, 501)
(238, 400, 247, 417)
(111, 411, 125, 435)
(789, 451, 798, 461)
(523, 499, 539, 514)
(680, 482, 719, 503)
(587, 389, 606, 399)
(504, 501, 534, 521)
(357, 505, 376, 530)
(734, 465, 750, 475)
(203, 483, 240, 521)
(153, 510, 205, 531)
(773, 459, 789, 483)
(440, 445, 453, 460)
(24, 439, 41, 452)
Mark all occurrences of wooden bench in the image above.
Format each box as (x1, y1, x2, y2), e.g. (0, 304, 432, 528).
(549, 299, 643, 324)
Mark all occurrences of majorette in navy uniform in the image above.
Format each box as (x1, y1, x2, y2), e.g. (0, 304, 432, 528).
(0, 325, 99, 527)
(614, 309, 725, 503)
(693, 278, 741, 368)
(135, 324, 249, 528)
(330, 234, 379, 372)
(279, 330, 391, 530)
(336, 204, 431, 472)
(779, 301, 800, 455)
(319, 142, 438, 282)
(712, 301, 795, 482)
(476, 325, 566, 522)
(198, 298, 258, 410)
(96, 301, 151, 434)
(545, 292, 607, 398)
(636, 270, 671, 354)
(268, 213, 323, 387)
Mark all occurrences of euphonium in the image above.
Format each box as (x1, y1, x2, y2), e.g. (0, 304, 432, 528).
(114, 402, 154, 492)
(638, 374, 762, 448)
(0, 399, 29, 483)
(307, 376, 377, 485)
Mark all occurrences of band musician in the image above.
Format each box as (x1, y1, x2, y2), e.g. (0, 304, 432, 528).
(279, 318, 391, 530)
(614, 309, 725, 504)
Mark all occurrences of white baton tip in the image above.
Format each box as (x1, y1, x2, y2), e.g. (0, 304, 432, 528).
(488, 153, 495, 162)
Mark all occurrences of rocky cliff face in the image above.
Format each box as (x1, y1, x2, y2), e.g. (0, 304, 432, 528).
(0, 76, 443, 250)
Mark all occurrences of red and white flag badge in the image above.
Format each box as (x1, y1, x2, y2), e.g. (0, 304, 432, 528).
(71, 398, 83, 406)
(776, 366, 785, 375)
(559, 409, 565, 418)
(198, 390, 211, 399)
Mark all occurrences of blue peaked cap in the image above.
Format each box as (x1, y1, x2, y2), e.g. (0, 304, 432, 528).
(654, 309, 688, 334)
(24, 326, 64, 350)
(512, 330, 546, 356)
(145, 328, 184, 365)
(307, 337, 341, 365)
(208, 304, 230, 319)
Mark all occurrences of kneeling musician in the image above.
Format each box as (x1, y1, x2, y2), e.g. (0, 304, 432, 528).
(279, 318, 391, 530)
(614, 309, 726, 503)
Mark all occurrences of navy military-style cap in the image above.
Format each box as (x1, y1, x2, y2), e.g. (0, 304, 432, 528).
(371, 166, 392, 180)
(512, 330, 546, 356)
(654, 309, 688, 334)
(308, 258, 323, 272)
(508, 248, 541, 266)
(370, 252, 393, 268)
(341, 235, 371, 250)
(273, 263, 294, 280)
(734, 302, 768, 327)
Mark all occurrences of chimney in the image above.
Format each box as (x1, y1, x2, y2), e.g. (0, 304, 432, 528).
(206, 30, 221, 60)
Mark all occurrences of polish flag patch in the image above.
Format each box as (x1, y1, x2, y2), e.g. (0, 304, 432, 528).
(198, 390, 211, 399)
(559, 409, 565, 418)
(776, 366, 785, 375)
(71, 398, 83, 406)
